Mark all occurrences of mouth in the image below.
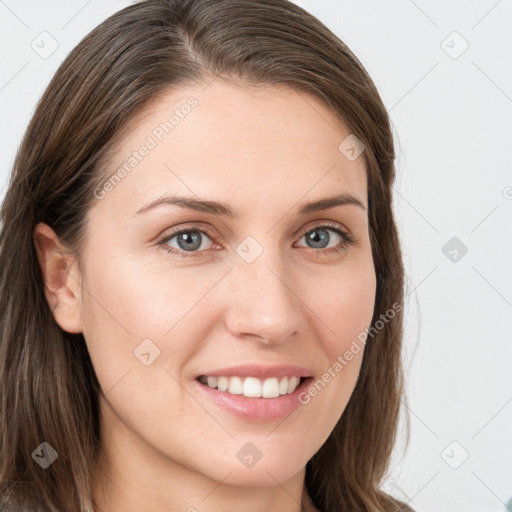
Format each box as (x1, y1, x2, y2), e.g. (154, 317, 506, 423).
(195, 374, 314, 421)
(197, 375, 308, 399)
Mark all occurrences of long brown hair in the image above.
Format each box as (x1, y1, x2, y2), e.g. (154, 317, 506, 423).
(0, 1, 410, 510)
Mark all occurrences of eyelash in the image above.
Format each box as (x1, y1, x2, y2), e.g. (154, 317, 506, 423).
(157, 221, 356, 259)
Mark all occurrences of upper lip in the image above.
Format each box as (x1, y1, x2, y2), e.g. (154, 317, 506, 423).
(196, 364, 313, 380)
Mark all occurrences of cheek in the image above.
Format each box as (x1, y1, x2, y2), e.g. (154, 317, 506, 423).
(289, 262, 376, 450)
(79, 255, 229, 382)
(313, 260, 376, 356)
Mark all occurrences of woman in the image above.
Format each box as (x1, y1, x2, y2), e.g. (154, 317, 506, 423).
(0, 0, 412, 510)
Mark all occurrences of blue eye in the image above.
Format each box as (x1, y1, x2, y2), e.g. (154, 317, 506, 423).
(158, 221, 355, 258)
(160, 228, 215, 256)
(297, 225, 352, 251)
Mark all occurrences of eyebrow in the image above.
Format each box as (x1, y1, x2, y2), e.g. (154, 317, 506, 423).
(135, 193, 366, 217)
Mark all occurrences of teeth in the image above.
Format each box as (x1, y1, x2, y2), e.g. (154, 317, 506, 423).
(279, 377, 289, 395)
(217, 376, 229, 392)
(287, 376, 299, 394)
(243, 377, 262, 398)
(199, 375, 302, 398)
(228, 376, 243, 395)
(262, 377, 280, 398)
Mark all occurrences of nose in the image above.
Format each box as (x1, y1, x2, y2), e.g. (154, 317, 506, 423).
(223, 251, 303, 346)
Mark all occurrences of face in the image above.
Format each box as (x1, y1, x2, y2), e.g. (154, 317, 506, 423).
(64, 80, 376, 487)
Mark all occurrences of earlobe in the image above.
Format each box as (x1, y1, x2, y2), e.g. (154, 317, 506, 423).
(33, 222, 84, 334)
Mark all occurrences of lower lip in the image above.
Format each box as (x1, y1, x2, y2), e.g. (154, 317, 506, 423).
(194, 377, 313, 422)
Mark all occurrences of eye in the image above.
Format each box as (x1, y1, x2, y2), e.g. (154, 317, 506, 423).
(158, 226, 217, 257)
(157, 221, 355, 258)
(295, 221, 355, 255)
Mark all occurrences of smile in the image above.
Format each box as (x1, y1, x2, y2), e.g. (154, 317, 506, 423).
(198, 375, 302, 398)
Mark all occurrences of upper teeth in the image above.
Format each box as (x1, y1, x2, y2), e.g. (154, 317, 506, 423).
(199, 375, 301, 398)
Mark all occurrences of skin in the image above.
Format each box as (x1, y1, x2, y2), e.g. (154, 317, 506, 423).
(34, 79, 376, 512)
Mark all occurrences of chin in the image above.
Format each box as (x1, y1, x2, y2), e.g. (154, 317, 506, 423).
(203, 450, 308, 487)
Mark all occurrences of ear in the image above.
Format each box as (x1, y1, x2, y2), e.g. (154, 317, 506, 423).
(33, 222, 84, 334)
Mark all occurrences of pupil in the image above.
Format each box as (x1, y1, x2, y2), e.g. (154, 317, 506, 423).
(178, 231, 201, 251)
(307, 229, 329, 249)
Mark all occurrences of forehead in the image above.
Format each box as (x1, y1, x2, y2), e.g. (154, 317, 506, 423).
(93, 80, 368, 219)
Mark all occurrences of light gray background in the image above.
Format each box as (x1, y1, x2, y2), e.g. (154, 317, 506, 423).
(1, 1, 511, 511)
